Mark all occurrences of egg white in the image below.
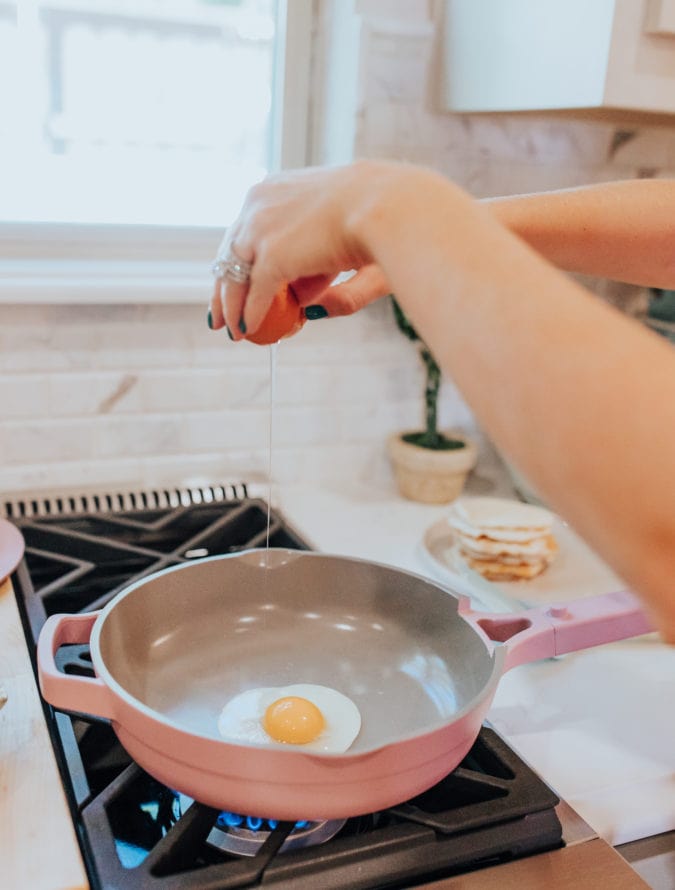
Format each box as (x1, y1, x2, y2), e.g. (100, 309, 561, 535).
(217, 683, 361, 753)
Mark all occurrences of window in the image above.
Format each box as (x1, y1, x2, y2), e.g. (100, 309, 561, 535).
(0, 0, 313, 301)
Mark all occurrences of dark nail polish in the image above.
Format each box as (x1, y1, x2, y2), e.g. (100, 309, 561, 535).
(305, 305, 328, 320)
(226, 326, 234, 341)
(207, 309, 214, 330)
(238, 318, 247, 334)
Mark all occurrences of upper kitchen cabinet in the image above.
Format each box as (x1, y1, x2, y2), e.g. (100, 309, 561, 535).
(441, 0, 675, 114)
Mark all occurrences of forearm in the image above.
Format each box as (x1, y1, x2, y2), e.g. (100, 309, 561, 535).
(352, 167, 675, 640)
(484, 179, 675, 288)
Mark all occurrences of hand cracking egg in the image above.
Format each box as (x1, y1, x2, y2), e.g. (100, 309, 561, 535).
(217, 683, 361, 753)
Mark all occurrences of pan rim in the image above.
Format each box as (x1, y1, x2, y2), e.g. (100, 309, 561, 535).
(89, 549, 507, 758)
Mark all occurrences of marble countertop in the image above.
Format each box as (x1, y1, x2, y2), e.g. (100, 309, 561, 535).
(0, 575, 87, 890)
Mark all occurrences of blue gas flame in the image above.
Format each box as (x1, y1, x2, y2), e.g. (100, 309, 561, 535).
(217, 812, 309, 832)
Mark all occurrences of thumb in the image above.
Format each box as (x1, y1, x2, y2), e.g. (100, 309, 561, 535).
(302, 265, 391, 318)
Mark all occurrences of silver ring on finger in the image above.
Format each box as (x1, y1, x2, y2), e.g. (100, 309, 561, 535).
(211, 245, 253, 285)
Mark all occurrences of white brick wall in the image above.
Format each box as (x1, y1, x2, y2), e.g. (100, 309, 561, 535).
(0, 297, 472, 496)
(2, 0, 675, 498)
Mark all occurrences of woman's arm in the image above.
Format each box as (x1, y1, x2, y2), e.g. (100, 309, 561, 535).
(353, 166, 675, 642)
(485, 178, 675, 288)
(212, 161, 675, 642)
(217, 178, 675, 322)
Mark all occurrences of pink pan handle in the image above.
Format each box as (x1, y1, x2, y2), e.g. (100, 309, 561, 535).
(38, 611, 114, 720)
(460, 590, 653, 671)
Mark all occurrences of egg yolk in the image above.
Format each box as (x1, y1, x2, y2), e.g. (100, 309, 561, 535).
(263, 696, 325, 744)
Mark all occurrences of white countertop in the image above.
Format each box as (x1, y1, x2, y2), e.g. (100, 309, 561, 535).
(274, 471, 675, 848)
(0, 576, 87, 890)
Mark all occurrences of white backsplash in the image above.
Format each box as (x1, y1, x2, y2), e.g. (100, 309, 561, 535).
(2, 0, 675, 497)
(0, 299, 477, 497)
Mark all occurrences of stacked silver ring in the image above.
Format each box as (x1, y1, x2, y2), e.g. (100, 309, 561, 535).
(211, 248, 253, 285)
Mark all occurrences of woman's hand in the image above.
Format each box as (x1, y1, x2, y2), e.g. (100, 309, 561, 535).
(298, 264, 391, 319)
(209, 262, 391, 333)
(209, 162, 408, 339)
(209, 164, 364, 339)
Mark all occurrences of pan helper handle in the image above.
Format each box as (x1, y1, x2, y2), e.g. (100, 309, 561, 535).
(38, 611, 114, 719)
(461, 590, 653, 671)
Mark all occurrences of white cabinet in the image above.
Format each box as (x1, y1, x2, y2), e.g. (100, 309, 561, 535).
(645, 0, 675, 35)
(441, 0, 675, 114)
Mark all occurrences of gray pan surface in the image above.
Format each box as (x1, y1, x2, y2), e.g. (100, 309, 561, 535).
(98, 549, 498, 752)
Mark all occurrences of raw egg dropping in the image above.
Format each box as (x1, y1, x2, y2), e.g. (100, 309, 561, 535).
(217, 683, 361, 753)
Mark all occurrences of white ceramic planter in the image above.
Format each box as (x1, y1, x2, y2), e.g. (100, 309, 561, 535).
(387, 431, 477, 504)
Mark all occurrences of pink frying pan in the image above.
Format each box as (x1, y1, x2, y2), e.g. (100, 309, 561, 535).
(38, 549, 651, 820)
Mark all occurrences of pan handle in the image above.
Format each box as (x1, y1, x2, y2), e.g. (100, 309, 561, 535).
(37, 611, 114, 720)
(460, 590, 653, 671)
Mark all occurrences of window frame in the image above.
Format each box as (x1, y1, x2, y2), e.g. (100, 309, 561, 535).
(0, 0, 314, 305)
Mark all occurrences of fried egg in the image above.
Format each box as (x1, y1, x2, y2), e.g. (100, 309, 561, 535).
(217, 683, 361, 753)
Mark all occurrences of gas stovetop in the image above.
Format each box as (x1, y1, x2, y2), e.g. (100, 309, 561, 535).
(8, 485, 563, 889)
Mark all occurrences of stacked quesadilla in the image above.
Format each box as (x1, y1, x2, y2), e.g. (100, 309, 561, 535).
(448, 496, 558, 581)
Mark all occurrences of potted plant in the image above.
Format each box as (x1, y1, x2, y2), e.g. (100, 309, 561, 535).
(387, 298, 477, 504)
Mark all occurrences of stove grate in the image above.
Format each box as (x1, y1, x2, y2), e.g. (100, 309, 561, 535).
(62, 725, 561, 890)
(2, 482, 249, 520)
(9, 492, 563, 889)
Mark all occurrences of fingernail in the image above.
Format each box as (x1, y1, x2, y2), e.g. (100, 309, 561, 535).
(238, 317, 247, 334)
(226, 326, 234, 341)
(207, 309, 214, 330)
(305, 305, 328, 320)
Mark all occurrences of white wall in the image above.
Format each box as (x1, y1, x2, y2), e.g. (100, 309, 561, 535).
(0, 299, 473, 497)
(2, 0, 675, 499)
(351, 0, 675, 316)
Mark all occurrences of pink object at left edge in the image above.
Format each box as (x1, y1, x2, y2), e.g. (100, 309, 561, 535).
(0, 519, 24, 583)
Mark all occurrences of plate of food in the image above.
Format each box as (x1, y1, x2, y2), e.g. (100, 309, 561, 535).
(422, 496, 625, 611)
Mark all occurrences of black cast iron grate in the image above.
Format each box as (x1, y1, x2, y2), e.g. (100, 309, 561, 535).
(9, 487, 562, 889)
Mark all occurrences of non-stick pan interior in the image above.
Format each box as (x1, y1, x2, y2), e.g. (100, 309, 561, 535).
(97, 550, 497, 751)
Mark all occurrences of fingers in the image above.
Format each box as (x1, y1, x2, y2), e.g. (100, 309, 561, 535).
(223, 279, 250, 340)
(288, 274, 336, 305)
(207, 164, 383, 340)
(211, 229, 256, 340)
(239, 238, 336, 334)
(209, 280, 225, 330)
(241, 263, 285, 337)
(300, 265, 391, 319)
(208, 263, 391, 336)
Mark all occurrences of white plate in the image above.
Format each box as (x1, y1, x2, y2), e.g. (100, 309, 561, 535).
(421, 511, 625, 613)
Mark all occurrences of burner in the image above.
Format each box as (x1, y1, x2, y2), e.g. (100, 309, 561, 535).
(207, 814, 347, 856)
(10, 488, 563, 889)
